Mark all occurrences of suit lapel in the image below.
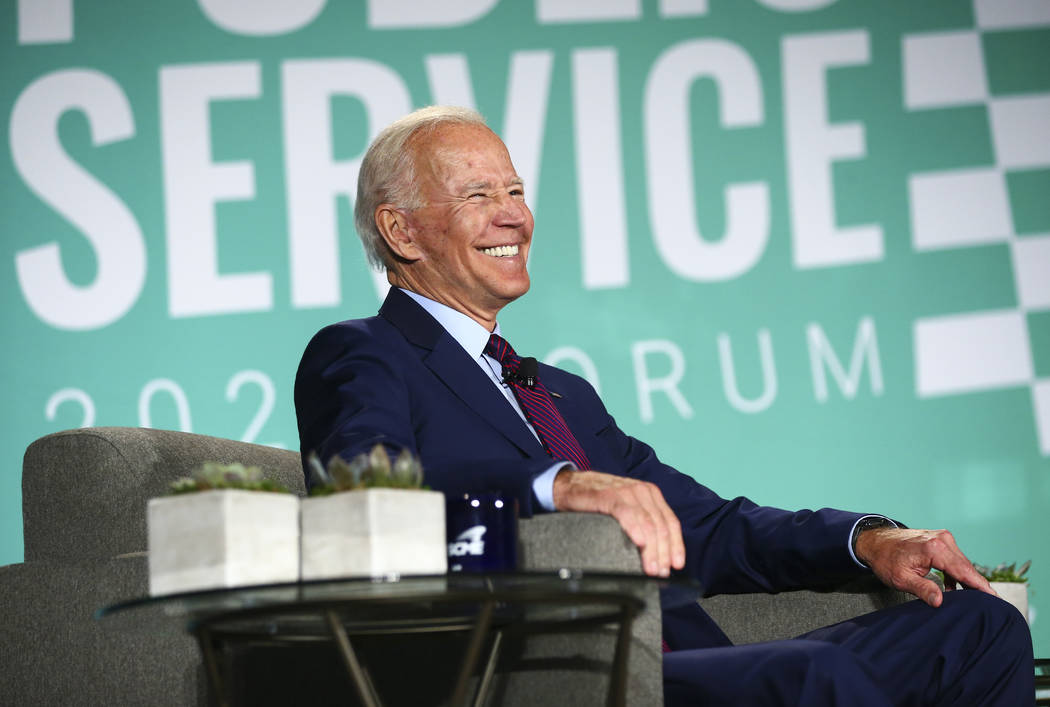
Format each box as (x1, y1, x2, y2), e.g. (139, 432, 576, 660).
(424, 337, 548, 457)
(379, 289, 548, 459)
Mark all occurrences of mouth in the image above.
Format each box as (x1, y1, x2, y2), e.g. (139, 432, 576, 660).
(478, 244, 520, 258)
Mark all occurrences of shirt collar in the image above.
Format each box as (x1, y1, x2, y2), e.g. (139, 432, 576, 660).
(398, 288, 502, 360)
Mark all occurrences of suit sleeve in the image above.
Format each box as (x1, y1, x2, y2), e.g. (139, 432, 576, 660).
(294, 323, 553, 516)
(568, 375, 869, 594)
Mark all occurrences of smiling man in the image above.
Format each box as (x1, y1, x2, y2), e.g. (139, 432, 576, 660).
(294, 106, 1032, 705)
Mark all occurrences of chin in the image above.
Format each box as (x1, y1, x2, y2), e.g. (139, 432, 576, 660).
(493, 282, 529, 307)
(509, 276, 530, 300)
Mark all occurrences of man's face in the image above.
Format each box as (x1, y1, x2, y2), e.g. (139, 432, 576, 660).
(393, 123, 534, 326)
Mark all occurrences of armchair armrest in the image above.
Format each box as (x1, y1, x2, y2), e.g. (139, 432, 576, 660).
(518, 512, 643, 573)
(502, 513, 661, 707)
(699, 577, 911, 645)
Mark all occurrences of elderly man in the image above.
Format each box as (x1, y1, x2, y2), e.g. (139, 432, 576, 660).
(295, 106, 1032, 705)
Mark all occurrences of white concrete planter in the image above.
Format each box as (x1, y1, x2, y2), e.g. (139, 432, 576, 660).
(990, 581, 1029, 624)
(301, 489, 447, 580)
(148, 490, 300, 596)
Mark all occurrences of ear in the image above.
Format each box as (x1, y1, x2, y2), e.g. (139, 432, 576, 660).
(375, 204, 422, 262)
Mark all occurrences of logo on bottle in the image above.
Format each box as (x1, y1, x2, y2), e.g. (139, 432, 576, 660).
(448, 525, 486, 557)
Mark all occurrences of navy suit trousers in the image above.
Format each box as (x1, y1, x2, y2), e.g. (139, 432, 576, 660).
(663, 590, 1033, 706)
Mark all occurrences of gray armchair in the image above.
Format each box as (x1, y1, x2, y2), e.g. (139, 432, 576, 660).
(1, 427, 906, 706)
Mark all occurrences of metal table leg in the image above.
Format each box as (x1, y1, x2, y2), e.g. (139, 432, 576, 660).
(606, 608, 636, 707)
(195, 625, 230, 707)
(450, 600, 496, 707)
(325, 609, 383, 707)
(472, 629, 504, 707)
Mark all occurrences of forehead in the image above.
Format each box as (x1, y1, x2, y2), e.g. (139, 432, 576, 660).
(411, 123, 517, 185)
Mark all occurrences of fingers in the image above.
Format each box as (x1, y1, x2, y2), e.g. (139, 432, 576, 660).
(862, 527, 1000, 605)
(640, 482, 677, 574)
(655, 486, 686, 570)
(929, 533, 996, 596)
(553, 470, 685, 577)
(952, 567, 987, 590)
(900, 574, 944, 608)
(616, 481, 674, 576)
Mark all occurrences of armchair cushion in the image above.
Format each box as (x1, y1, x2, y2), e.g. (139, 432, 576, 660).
(0, 555, 202, 705)
(699, 577, 911, 645)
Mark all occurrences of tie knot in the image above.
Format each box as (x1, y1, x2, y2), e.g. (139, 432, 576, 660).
(484, 334, 518, 365)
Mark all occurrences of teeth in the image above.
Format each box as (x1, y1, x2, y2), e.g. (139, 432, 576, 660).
(481, 245, 519, 257)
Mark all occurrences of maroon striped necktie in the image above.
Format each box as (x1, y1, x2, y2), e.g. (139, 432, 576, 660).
(485, 334, 591, 469)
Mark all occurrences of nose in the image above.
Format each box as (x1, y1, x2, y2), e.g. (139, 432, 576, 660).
(493, 193, 530, 228)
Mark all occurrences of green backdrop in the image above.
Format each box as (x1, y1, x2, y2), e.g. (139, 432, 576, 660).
(4, 0, 1048, 653)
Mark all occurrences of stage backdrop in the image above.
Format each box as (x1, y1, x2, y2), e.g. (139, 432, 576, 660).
(3, 0, 1048, 651)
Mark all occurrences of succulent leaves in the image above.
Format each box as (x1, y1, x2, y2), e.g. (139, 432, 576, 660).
(168, 462, 290, 494)
(393, 448, 424, 488)
(368, 445, 391, 478)
(171, 447, 426, 496)
(309, 444, 425, 496)
(973, 561, 1031, 584)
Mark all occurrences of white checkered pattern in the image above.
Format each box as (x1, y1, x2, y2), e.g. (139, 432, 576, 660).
(904, 3, 1050, 455)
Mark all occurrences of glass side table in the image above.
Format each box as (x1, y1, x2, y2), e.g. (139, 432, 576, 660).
(1037, 658, 1050, 706)
(99, 569, 699, 707)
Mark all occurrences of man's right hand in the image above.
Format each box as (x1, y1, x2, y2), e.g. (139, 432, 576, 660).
(552, 469, 685, 577)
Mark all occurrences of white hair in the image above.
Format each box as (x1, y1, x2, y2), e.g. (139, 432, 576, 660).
(354, 105, 488, 271)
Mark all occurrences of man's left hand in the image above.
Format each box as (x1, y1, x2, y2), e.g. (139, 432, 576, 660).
(855, 528, 997, 607)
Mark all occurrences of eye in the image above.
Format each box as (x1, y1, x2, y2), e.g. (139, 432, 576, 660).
(509, 187, 525, 198)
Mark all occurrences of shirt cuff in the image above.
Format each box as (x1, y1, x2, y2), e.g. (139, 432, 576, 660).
(532, 462, 575, 512)
(848, 515, 899, 568)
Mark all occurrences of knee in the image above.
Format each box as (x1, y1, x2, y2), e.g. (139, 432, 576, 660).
(934, 590, 1034, 703)
(942, 589, 1023, 624)
(941, 590, 1032, 656)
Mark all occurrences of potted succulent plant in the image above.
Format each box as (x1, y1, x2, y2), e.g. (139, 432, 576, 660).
(978, 561, 1031, 623)
(300, 445, 447, 580)
(148, 463, 299, 596)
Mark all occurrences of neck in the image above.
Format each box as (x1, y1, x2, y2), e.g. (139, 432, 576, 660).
(388, 272, 501, 332)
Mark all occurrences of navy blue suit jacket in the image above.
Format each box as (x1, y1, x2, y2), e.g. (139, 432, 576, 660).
(294, 288, 871, 649)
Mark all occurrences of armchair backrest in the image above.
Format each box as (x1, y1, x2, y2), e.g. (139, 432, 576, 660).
(22, 427, 305, 562)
